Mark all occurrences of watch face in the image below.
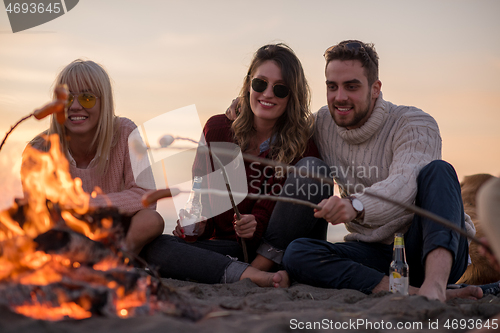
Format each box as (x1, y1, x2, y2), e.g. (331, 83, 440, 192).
(352, 198, 363, 212)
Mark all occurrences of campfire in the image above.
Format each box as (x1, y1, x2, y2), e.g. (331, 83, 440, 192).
(0, 134, 188, 321)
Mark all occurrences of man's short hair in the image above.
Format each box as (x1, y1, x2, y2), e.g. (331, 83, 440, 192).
(324, 40, 379, 85)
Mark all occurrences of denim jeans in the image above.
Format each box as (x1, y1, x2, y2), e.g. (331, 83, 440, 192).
(141, 235, 250, 284)
(283, 160, 469, 293)
(256, 157, 331, 264)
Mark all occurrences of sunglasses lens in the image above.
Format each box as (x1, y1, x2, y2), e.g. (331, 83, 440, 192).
(252, 78, 289, 99)
(78, 92, 97, 108)
(251, 78, 267, 93)
(273, 85, 289, 99)
(345, 42, 362, 52)
(66, 94, 74, 108)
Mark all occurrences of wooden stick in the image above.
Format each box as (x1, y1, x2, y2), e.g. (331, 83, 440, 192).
(210, 152, 249, 263)
(0, 114, 33, 152)
(176, 189, 321, 210)
(1, 84, 68, 152)
(150, 144, 491, 252)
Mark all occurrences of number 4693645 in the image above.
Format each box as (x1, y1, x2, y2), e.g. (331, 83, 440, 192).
(5, 3, 61, 14)
(444, 318, 498, 330)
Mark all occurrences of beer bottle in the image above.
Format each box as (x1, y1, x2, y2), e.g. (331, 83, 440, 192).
(180, 176, 203, 242)
(389, 232, 409, 295)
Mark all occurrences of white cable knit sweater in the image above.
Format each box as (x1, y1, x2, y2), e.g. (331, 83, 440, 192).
(314, 93, 475, 244)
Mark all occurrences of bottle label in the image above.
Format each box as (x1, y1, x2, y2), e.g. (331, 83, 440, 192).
(394, 237, 404, 246)
(389, 273, 409, 295)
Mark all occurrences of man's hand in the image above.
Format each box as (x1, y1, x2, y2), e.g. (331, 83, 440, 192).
(314, 196, 357, 225)
(225, 97, 239, 120)
(173, 209, 207, 238)
(233, 213, 257, 239)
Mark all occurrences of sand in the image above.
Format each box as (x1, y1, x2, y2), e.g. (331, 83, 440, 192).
(1, 278, 499, 333)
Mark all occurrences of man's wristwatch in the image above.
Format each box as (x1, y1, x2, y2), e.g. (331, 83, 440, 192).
(346, 195, 364, 220)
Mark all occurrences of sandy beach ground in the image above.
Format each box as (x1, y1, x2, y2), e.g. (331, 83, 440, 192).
(1, 277, 499, 333)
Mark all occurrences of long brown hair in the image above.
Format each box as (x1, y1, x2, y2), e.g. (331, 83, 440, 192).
(232, 44, 313, 168)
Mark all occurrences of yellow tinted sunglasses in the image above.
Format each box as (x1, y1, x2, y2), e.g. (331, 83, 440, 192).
(67, 92, 99, 109)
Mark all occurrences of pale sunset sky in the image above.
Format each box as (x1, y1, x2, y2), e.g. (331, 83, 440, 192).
(1, 1, 499, 237)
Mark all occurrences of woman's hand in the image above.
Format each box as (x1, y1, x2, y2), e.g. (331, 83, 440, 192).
(173, 209, 207, 239)
(233, 213, 257, 239)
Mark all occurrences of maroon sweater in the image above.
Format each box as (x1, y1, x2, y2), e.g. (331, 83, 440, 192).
(193, 114, 320, 252)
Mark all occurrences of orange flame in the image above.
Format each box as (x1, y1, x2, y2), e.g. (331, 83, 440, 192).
(14, 302, 92, 321)
(14, 134, 90, 239)
(0, 134, 152, 320)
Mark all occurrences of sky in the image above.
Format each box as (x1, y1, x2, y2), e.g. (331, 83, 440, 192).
(1, 0, 499, 239)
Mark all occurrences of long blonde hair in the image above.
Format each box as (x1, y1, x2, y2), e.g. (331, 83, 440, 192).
(232, 44, 313, 168)
(45, 59, 119, 173)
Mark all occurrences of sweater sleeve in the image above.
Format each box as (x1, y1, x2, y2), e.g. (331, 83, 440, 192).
(352, 110, 441, 232)
(89, 149, 155, 215)
(89, 118, 156, 215)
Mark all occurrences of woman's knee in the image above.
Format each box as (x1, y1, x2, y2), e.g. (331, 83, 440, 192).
(132, 209, 165, 234)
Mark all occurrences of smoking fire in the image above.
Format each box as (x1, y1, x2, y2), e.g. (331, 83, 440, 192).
(0, 134, 152, 321)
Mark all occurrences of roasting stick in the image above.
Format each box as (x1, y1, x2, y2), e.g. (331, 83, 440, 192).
(0, 84, 69, 152)
(143, 188, 320, 211)
(211, 147, 490, 250)
(0, 114, 34, 152)
(210, 153, 249, 263)
(142, 143, 491, 254)
(144, 185, 488, 252)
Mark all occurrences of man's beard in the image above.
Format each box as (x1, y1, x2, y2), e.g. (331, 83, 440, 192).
(330, 91, 372, 129)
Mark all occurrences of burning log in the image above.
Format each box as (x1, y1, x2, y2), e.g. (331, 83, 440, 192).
(0, 133, 203, 321)
(0, 198, 203, 321)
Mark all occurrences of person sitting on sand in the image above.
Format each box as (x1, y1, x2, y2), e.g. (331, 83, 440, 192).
(27, 59, 164, 255)
(258, 40, 482, 301)
(142, 43, 323, 287)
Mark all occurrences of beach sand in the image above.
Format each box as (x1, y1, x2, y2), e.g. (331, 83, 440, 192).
(1, 278, 499, 333)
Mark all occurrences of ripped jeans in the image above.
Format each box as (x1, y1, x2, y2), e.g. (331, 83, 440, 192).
(141, 235, 249, 284)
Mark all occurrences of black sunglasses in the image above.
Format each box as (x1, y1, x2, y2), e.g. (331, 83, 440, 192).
(251, 78, 289, 99)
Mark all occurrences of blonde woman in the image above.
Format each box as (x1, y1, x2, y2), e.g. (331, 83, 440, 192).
(28, 59, 164, 255)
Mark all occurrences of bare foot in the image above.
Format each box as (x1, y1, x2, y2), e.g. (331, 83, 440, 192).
(240, 267, 290, 288)
(445, 285, 483, 301)
(374, 276, 482, 302)
(272, 270, 290, 288)
(419, 282, 483, 302)
(418, 281, 447, 302)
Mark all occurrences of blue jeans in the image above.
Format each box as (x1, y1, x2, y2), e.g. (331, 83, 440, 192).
(256, 157, 331, 264)
(141, 235, 250, 284)
(283, 160, 469, 293)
